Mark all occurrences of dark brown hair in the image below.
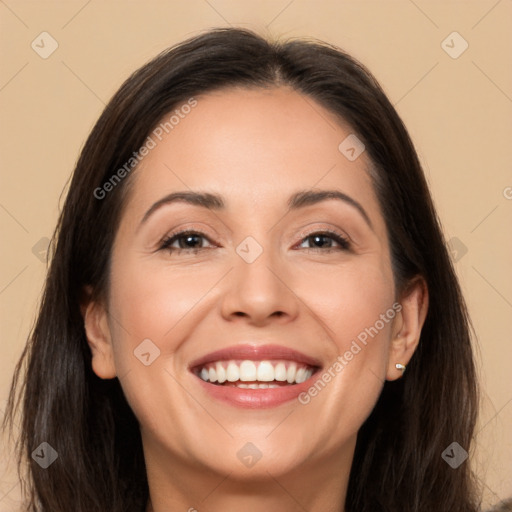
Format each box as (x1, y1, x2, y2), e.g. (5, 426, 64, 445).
(2, 27, 480, 511)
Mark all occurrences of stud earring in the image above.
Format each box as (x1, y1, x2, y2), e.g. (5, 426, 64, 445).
(395, 363, 406, 373)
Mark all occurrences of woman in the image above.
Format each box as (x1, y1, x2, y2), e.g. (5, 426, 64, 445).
(3, 27, 480, 511)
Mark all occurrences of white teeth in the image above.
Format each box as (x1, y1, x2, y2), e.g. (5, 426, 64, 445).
(216, 362, 226, 383)
(226, 362, 239, 382)
(286, 364, 296, 383)
(239, 360, 257, 381)
(197, 360, 315, 385)
(256, 361, 275, 381)
(274, 362, 287, 381)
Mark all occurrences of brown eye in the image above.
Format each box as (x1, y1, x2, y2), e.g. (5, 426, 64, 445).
(298, 231, 350, 251)
(159, 230, 213, 253)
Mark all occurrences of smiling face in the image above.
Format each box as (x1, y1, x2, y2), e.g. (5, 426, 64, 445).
(84, 86, 425, 504)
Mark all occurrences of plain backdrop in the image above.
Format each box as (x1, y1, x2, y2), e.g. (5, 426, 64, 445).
(1, 1, 511, 510)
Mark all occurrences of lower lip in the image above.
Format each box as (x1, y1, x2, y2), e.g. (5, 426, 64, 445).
(193, 374, 317, 408)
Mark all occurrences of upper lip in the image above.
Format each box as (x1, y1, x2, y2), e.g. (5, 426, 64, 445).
(188, 343, 323, 370)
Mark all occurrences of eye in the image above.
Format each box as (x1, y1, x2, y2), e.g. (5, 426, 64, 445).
(159, 230, 214, 254)
(158, 228, 351, 255)
(297, 230, 351, 252)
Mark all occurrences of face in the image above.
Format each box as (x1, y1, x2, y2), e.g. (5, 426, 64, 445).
(86, 86, 417, 486)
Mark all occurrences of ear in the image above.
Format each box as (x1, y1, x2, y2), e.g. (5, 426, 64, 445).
(386, 276, 429, 381)
(81, 285, 117, 379)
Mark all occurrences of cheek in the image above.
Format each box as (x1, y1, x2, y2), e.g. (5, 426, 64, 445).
(297, 256, 395, 347)
(103, 261, 207, 392)
(107, 262, 212, 361)
(293, 259, 395, 423)
(104, 264, 216, 444)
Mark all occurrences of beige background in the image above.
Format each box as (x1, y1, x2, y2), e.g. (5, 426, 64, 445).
(1, 1, 511, 509)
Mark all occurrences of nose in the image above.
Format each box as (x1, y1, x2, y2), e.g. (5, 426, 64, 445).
(219, 240, 300, 327)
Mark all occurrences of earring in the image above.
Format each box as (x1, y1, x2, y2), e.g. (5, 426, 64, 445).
(395, 363, 406, 373)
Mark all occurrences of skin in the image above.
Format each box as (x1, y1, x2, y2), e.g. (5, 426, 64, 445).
(83, 86, 428, 512)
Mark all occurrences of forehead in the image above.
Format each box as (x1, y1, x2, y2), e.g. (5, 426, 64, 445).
(124, 86, 382, 226)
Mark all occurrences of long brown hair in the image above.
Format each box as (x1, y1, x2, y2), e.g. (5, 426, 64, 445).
(2, 27, 480, 511)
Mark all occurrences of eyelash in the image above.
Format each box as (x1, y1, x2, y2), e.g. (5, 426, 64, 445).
(158, 228, 351, 254)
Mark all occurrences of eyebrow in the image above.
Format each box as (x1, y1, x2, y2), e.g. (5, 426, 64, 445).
(139, 189, 373, 230)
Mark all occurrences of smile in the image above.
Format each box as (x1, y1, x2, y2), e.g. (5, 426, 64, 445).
(189, 344, 322, 408)
(196, 360, 315, 387)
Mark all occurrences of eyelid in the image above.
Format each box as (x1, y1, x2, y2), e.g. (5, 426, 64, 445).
(294, 224, 353, 246)
(158, 227, 217, 251)
(158, 224, 352, 253)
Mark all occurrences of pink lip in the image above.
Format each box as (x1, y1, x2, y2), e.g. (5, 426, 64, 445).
(188, 343, 322, 369)
(194, 376, 317, 408)
(189, 344, 322, 409)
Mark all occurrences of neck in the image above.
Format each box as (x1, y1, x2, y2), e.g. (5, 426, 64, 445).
(143, 436, 354, 512)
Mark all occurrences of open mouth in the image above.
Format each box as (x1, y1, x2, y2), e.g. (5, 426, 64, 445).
(193, 360, 318, 388)
(188, 344, 323, 407)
